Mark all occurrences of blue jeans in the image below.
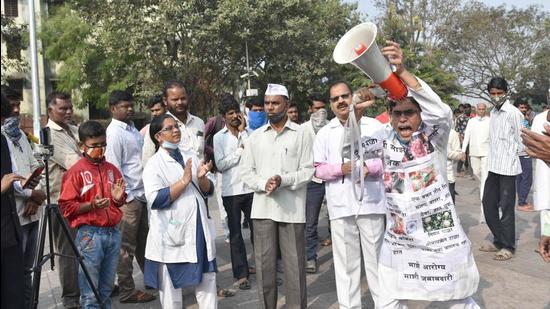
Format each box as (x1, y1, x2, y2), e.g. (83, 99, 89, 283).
(305, 181, 326, 261)
(76, 225, 121, 309)
(516, 156, 533, 206)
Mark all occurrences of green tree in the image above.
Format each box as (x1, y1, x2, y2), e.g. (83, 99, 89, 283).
(442, 2, 550, 107)
(1, 14, 28, 84)
(41, 0, 363, 118)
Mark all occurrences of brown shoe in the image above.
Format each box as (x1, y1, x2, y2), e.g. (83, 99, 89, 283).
(119, 290, 156, 303)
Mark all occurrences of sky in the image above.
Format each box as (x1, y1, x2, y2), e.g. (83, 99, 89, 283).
(353, 0, 549, 19)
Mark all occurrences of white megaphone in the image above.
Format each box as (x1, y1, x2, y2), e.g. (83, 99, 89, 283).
(333, 22, 407, 100)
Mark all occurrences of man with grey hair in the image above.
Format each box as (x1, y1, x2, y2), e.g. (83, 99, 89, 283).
(461, 102, 490, 223)
(240, 83, 314, 309)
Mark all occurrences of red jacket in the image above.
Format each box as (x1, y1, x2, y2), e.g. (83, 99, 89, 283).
(59, 156, 126, 228)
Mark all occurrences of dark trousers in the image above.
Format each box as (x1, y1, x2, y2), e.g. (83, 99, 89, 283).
(21, 221, 39, 309)
(305, 181, 326, 261)
(222, 193, 254, 279)
(482, 172, 517, 252)
(1, 244, 25, 309)
(516, 156, 533, 206)
(449, 182, 456, 205)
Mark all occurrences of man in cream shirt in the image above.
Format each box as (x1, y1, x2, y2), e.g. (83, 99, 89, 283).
(461, 102, 490, 223)
(240, 83, 314, 309)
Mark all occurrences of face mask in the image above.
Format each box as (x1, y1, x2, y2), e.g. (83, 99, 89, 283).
(162, 140, 179, 150)
(268, 110, 287, 124)
(84, 146, 105, 161)
(310, 109, 329, 133)
(1, 116, 22, 141)
(490, 95, 507, 108)
(248, 111, 267, 130)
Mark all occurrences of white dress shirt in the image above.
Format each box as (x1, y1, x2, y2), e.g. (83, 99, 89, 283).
(313, 117, 386, 220)
(142, 112, 205, 166)
(487, 101, 524, 176)
(213, 126, 253, 197)
(301, 120, 323, 184)
(461, 115, 490, 156)
(240, 119, 314, 223)
(447, 129, 462, 183)
(106, 118, 145, 202)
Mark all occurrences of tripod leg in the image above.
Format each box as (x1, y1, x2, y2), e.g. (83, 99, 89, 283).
(29, 203, 52, 309)
(51, 206, 105, 309)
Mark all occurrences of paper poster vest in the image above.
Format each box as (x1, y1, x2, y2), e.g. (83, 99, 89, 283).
(333, 22, 408, 100)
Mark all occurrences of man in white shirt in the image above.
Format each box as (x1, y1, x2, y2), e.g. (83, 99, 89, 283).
(142, 80, 205, 166)
(213, 94, 254, 289)
(461, 102, 490, 223)
(105, 90, 155, 303)
(302, 94, 329, 274)
(481, 77, 524, 261)
(240, 83, 314, 309)
(313, 81, 386, 308)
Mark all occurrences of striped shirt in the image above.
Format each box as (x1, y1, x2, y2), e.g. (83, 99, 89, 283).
(487, 101, 524, 176)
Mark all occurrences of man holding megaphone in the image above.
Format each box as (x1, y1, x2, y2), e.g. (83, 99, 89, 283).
(346, 39, 480, 309)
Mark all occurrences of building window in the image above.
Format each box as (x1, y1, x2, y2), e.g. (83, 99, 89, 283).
(3, 0, 19, 17)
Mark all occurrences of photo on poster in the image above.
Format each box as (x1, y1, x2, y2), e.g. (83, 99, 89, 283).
(402, 131, 434, 162)
(422, 211, 454, 232)
(384, 172, 405, 193)
(408, 165, 437, 192)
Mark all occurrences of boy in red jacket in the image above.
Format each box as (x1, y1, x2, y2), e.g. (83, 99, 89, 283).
(59, 121, 126, 309)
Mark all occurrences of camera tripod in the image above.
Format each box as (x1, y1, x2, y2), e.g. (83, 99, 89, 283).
(29, 127, 104, 309)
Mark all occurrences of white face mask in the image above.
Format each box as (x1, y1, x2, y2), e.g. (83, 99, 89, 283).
(489, 94, 507, 108)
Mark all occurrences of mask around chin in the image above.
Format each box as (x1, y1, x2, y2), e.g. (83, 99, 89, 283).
(268, 110, 287, 124)
(489, 95, 507, 107)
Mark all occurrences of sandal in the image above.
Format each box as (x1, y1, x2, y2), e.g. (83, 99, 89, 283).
(493, 248, 513, 261)
(479, 244, 500, 252)
(321, 238, 332, 246)
(119, 290, 156, 303)
(516, 204, 534, 212)
(217, 287, 236, 298)
(236, 278, 251, 290)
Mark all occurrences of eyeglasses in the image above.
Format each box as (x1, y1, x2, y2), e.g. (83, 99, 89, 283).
(159, 125, 180, 133)
(391, 109, 419, 118)
(329, 93, 351, 103)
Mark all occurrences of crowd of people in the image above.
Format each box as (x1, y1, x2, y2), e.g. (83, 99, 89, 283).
(1, 41, 550, 309)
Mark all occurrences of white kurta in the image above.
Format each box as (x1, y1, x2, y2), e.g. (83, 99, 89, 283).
(143, 149, 216, 263)
(363, 79, 479, 301)
(313, 116, 386, 220)
(531, 111, 550, 211)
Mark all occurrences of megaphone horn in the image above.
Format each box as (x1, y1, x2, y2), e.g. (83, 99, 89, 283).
(333, 22, 407, 100)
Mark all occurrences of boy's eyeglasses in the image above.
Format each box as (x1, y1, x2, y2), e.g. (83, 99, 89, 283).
(159, 125, 180, 133)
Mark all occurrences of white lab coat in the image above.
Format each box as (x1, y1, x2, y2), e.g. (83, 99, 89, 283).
(143, 148, 216, 264)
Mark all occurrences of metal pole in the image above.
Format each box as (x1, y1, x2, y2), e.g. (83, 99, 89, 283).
(245, 40, 251, 90)
(28, 0, 42, 138)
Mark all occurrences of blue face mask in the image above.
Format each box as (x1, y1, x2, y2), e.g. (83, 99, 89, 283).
(162, 140, 179, 150)
(248, 111, 267, 130)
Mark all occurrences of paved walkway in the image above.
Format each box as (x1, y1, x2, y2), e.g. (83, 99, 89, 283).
(37, 175, 550, 308)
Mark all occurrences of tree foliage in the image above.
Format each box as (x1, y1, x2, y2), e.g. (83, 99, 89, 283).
(41, 0, 362, 117)
(1, 14, 28, 84)
(441, 2, 550, 107)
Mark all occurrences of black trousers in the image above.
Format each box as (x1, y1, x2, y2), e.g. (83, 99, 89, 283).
(222, 193, 254, 279)
(482, 172, 516, 252)
(1, 244, 25, 309)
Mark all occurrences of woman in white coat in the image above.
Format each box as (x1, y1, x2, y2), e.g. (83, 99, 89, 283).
(143, 114, 217, 309)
